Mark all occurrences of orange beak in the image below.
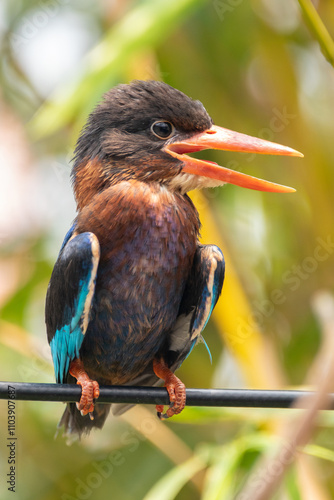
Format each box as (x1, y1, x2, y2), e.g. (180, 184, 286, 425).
(164, 125, 303, 193)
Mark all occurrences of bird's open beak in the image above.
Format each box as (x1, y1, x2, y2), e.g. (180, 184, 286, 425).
(164, 125, 303, 193)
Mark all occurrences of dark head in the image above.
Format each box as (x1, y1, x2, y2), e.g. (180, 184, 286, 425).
(72, 80, 302, 210)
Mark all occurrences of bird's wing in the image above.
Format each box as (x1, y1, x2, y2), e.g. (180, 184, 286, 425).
(46, 226, 100, 383)
(167, 244, 225, 370)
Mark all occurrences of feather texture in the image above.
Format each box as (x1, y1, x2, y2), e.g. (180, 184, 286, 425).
(46, 230, 100, 383)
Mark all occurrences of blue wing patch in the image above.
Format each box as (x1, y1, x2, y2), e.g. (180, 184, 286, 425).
(46, 229, 100, 383)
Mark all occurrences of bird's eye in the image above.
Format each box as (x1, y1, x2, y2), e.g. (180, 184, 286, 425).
(151, 121, 174, 139)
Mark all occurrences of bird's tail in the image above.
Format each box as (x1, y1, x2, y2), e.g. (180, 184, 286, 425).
(57, 403, 111, 441)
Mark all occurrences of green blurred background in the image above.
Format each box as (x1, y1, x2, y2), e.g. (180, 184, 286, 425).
(1, 0, 334, 498)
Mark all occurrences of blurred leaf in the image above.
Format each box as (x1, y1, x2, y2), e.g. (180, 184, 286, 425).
(304, 444, 334, 463)
(297, 0, 334, 66)
(201, 442, 243, 500)
(203, 433, 273, 500)
(285, 468, 302, 500)
(142, 448, 209, 500)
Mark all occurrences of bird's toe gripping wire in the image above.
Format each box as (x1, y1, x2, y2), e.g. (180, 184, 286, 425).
(69, 358, 100, 420)
(153, 358, 186, 419)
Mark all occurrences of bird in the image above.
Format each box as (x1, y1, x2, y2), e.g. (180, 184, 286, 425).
(45, 80, 302, 437)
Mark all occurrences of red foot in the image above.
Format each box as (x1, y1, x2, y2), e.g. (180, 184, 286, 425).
(69, 359, 100, 419)
(153, 358, 186, 419)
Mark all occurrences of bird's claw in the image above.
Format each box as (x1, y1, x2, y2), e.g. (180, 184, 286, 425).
(156, 409, 174, 420)
(76, 379, 100, 415)
(69, 359, 100, 417)
(153, 359, 186, 420)
(156, 405, 164, 420)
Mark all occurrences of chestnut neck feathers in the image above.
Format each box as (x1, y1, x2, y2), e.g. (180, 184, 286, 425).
(72, 80, 212, 211)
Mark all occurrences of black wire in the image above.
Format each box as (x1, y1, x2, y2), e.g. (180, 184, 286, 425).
(1, 382, 334, 409)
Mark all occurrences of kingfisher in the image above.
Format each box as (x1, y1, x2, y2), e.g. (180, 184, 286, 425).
(46, 80, 302, 436)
